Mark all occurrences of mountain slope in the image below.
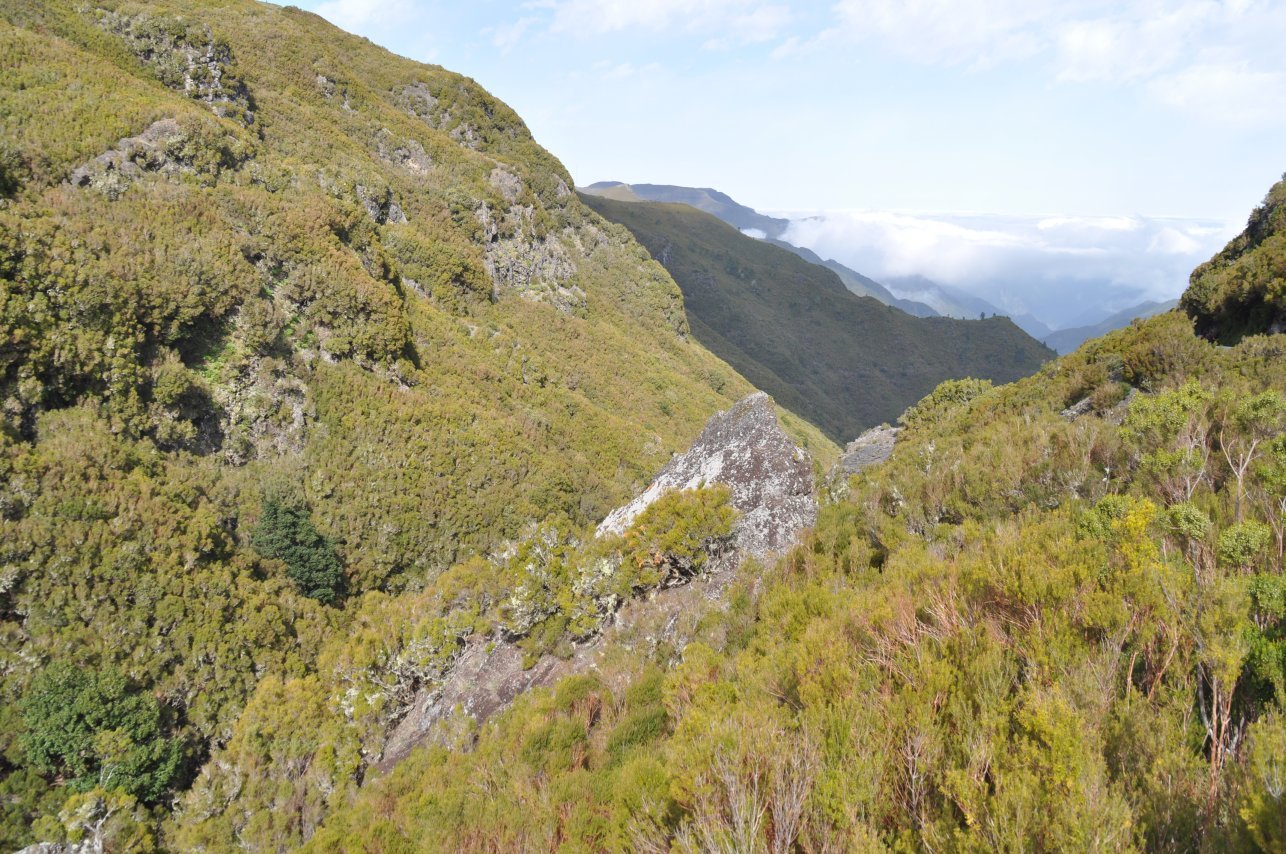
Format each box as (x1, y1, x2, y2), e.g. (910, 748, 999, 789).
(1182, 173, 1286, 342)
(0, 1, 839, 846)
(309, 187, 1286, 854)
(1044, 298, 1179, 354)
(582, 193, 1052, 442)
(581, 180, 941, 316)
(765, 238, 940, 316)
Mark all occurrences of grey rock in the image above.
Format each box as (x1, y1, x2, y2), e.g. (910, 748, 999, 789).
(838, 424, 899, 475)
(68, 119, 187, 198)
(599, 391, 817, 559)
(376, 393, 817, 771)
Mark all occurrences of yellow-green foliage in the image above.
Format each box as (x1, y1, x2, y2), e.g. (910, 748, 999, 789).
(0, 0, 841, 846)
(168, 487, 737, 850)
(1183, 174, 1286, 344)
(310, 312, 1285, 851)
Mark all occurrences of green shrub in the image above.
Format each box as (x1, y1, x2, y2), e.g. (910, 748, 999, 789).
(250, 499, 346, 604)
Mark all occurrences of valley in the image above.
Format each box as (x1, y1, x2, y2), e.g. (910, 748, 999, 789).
(0, 1, 1282, 851)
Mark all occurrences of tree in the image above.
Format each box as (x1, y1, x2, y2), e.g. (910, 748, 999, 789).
(250, 498, 346, 604)
(20, 664, 182, 803)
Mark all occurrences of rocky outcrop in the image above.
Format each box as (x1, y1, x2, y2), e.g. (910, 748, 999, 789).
(837, 424, 899, 476)
(475, 202, 582, 311)
(377, 392, 816, 770)
(68, 118, 250, 198)
(93, 8, 254, 125)
(599, 391, 816, 558)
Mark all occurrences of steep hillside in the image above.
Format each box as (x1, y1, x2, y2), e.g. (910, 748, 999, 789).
(1183, 174, 1286, 343)
(0, 1, 837, 846)
(582, 193, 1052, 442)
(309, 254, 1286, 853)
(581, 180, 940, 315)
(765, 238, 939, 315)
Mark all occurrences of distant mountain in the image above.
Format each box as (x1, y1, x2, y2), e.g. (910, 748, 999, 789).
(1013, 313, 1054, 340)
(583, 181, 791, 238)
(582, 193, 1052, 442)
(582, 181, 939, 316)
(1044, 299, 1180, 354)
(884, 275, 1011, 320)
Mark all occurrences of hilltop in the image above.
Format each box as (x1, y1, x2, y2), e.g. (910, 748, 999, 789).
(1183, 173, 1286, 343)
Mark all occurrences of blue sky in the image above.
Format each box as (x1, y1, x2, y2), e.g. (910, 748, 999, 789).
(293, 0, 1282, 220)
(291, 0, 1285, 323)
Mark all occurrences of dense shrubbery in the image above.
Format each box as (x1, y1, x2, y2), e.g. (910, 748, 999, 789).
(308, 313, 1285, 851)
(20, 664, 183, 803)
(0, 0, 817, 847)
(251, 498, 346, 604)
(2, 0, 1282, 849)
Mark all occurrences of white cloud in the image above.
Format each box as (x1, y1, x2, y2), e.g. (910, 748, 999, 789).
(827, 0, 1055, 67)
(1054, 3, 1213, 83)
(781, 209, 1230, 325)
(816, 0, 1286, 126)
(1150, 62, 1286, 127)
(491, 16, 539, 52)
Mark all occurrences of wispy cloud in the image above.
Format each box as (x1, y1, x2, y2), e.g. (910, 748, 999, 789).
(511, 0, 793, 47)
(815, 0, 1286, 125)
(827, 0, 1047, 68)
(490, 16, 539, 52)
(313, 0, 414, 31)
(1150, 62, 1286, 127)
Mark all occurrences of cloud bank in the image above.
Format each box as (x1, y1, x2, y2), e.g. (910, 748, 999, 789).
(781, 209, 1235, 328)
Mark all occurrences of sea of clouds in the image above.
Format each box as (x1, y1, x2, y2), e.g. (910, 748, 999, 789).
(778, 210, 1236, 329)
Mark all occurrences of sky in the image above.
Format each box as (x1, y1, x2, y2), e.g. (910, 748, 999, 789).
(291, 0, 1285, 324)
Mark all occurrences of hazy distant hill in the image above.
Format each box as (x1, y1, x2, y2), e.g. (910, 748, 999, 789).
(582, 181, 940, 316)
(583, 181, 790, 237)
(1044, 298, 1179, 353)
(765, 239, 939, 316)
(884, 274, 1010, 320)
(582, 193, 1052, 442)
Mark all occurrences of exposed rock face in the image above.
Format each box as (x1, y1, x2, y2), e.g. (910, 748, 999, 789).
(377, 392, 816, 770)
(68, 119, 187, 198)
(598, 391, 816, 558)
(475, 202, 582, 312)
(93, 8, 254, 125)
(837, 425, 899, 476)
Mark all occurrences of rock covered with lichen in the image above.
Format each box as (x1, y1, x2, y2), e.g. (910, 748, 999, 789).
(598, 391, 816, 557)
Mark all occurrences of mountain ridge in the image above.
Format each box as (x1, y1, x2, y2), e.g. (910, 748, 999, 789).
(581, 192, 1053, 443)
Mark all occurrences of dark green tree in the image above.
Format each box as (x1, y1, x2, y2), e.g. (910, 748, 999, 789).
(20, 663, 182, 803)
(250, 499, 346, 604)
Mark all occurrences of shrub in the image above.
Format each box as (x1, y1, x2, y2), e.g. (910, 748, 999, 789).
(250, 499, 346, 604)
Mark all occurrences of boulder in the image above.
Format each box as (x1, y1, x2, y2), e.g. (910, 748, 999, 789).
(598, 391, 816, 558)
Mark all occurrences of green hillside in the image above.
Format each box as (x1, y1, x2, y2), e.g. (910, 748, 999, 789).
(582, 193, 1053, 442)
(2, 1, 1282, 850)
(1183, 174, 1286, 343)
(0, 1, 837, 846)
(308, 250, 1286, 854)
